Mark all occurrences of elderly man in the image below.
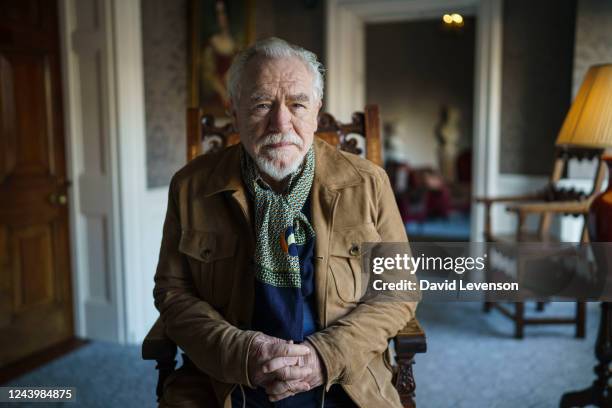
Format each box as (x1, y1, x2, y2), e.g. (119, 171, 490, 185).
(154, 37, 416, 407)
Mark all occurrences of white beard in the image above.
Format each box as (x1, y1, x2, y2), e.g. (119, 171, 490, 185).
(253, 132, 306, 181)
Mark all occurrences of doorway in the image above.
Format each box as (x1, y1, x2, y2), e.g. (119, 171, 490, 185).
(325, 0, 503, 242)
(367, 18, 475, 241)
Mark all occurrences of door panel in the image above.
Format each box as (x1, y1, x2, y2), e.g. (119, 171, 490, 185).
(13, 224, 55, 309)
(1, 51, 54, 179)
(0, 0, 74, 367)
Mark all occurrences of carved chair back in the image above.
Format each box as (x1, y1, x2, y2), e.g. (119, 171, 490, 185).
(186, 105, 383, 166)
(537, 145, 606, 240)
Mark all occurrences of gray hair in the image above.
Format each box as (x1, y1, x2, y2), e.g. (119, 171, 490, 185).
(227, 37, 325, 105)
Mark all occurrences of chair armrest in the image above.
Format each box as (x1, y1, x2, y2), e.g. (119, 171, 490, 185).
(142, 317, 178, 402)
(394, 318, 427, 355)
(475, 193, 544, 205)
(476, 192, 547, 241)
(506, 200, 590, 215)
(393, 319, 426, 408)
(142, 317, 177, 361)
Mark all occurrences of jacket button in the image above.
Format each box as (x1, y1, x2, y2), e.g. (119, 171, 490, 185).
(349, 244, 360, 256)
(201, 248, 211, 261)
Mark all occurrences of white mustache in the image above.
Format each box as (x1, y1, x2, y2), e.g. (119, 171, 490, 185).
(257, 132, 303, 149)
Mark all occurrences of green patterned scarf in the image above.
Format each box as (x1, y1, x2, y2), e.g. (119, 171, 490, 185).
(240, 146, 316, 288)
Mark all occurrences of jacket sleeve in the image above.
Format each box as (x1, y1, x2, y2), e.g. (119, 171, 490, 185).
(153, 175, 258, 386)
(307, 166, 418, 388)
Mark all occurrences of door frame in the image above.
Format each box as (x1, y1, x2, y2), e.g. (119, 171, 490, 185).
(326, 0, 504, 242)
(58, 0, 148, 343)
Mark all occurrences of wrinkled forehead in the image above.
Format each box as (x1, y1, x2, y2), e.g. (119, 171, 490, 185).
(240, 55, 315, 101)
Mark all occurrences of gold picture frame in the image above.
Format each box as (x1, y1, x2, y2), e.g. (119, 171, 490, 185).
(189, 0, 255, 116)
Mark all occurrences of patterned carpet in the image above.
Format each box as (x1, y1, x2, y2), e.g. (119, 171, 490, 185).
(414, 301, 598, 408)
(406, 213, 471, 241)
(4, 302, 598, 408)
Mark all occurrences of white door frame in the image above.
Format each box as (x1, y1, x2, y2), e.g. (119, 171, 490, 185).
(59, 0, 148, 344)
(326, 0, 504, 242)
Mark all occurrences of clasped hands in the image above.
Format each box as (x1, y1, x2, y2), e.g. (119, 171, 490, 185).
(248, 333, 324, 402)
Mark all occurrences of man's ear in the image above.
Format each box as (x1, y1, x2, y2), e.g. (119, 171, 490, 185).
(316, 99, 323, 114)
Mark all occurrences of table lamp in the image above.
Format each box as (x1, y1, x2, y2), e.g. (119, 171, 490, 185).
(559, 63, 612, 408)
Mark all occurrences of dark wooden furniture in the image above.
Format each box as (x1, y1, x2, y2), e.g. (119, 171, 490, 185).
(476, 146, 606, 339)
(143, 105, 426, 407)
(560, 302, 612, 408)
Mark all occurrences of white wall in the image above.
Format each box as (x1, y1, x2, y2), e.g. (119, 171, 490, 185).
(112, 0, 162, 344)
(490, 174, 549, 236)
(129, 187, 168, 343)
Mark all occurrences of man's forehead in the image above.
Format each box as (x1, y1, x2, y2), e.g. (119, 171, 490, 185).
(242, 56, 314, 97)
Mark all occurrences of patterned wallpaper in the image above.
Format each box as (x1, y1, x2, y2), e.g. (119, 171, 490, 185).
(142, 0, 188, 188)
(568, 0, 612, 178)
(499, 0, 576, 175)
(572, 0, 612, 97)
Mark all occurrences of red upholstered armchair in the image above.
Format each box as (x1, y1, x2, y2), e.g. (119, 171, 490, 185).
(386, 162, 452, 223)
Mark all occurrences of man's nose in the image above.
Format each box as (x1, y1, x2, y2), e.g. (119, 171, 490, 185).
(268, 103, 292, 133)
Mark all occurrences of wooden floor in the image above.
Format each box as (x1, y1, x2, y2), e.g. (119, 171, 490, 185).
(0, 337, 89, 385)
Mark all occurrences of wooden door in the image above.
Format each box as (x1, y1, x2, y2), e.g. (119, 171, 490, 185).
(0, 0, 74, 367)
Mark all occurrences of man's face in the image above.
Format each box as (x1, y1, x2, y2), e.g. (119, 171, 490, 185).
(231, 55, 321, 181)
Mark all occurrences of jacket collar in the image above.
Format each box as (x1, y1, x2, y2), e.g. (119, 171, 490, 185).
(202, 137, 364, 197)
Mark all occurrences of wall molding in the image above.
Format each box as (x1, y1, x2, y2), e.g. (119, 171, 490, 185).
(111, 0, 149, 344)
(138, 187, 169, 342)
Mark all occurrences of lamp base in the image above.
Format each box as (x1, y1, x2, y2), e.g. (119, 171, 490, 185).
(559, 303, 612, 408)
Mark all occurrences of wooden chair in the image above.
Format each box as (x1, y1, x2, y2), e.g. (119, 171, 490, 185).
(476, 145, 607, 339)
(186, 105, 383, 165)
(143, 104, 427, 407)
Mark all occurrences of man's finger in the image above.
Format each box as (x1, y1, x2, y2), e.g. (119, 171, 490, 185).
(264, 380, 310, 397)
(262, 356, 305, 374)
(265, 363, 312, 381)
(266, 343, 310, 359)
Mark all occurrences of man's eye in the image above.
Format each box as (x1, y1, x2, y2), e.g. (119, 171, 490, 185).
(291, 103, 306, 109)
(253, 104, 271, 111)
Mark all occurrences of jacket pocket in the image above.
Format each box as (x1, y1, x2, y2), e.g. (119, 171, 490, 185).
(329, 223, 381, 303)
(179, 230, 237, 307)
(367, 354, 398, 406)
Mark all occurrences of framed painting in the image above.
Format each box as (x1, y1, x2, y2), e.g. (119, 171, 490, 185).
(189, 0, 255, 116)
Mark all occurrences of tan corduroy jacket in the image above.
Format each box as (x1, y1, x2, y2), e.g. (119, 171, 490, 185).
(153, 138, 417, 407)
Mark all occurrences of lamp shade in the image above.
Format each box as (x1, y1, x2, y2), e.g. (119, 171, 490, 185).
(556, 64, 612, 148)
